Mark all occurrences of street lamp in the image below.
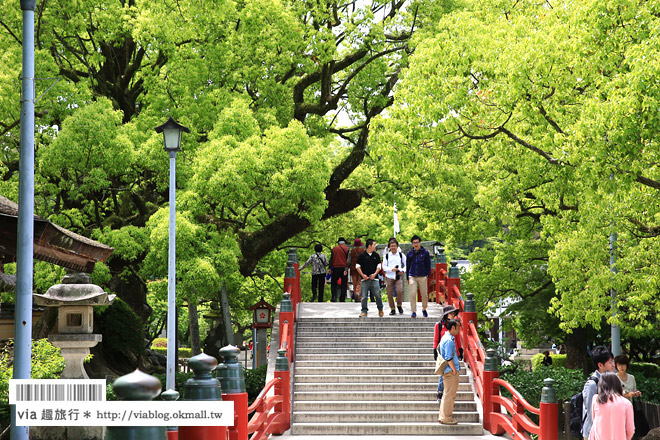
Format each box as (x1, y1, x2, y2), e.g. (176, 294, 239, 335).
(155, 116, 189, 396)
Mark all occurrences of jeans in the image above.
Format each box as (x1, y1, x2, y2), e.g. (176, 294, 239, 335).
(360, 278, 383, 314)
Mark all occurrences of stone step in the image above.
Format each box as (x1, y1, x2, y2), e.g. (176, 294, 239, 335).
(297, 336, 431, 343)
(293, 390, 475, 401)
(294, 382, 473, 392)
(299, 318, 439, 324)
(290, 422, 484, 435)
(296, 347, 432, 354)
(292, 410, 480, 423)
(298, 321, 438, 328)
(295, 353, 433, 361)
(294, 373, 470, 383)
(297, 326, 436, 333)
(292, 400, 478, 412)
(294, 360, 438, 368)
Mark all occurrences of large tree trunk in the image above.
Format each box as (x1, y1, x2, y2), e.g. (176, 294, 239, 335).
(565, 327, 590, 373)
(188, 297, 201, 356)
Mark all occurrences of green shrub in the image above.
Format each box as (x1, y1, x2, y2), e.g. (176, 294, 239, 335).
(244, 365, 267, 404)
(151, 347, 193, 358)
(531, 353, 566, 371)
(635, 375, 660, 404)
(500, 365, 586, 408)
(151, 338, 167, 348)
(0, 339, 65, 429)
(97, 298, 144, 361)
(628, 362, 660, 379)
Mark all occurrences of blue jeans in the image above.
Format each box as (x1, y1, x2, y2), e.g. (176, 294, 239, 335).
(360, 278, 383, 314)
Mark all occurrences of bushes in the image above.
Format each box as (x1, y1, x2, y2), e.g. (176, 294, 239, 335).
(151, 338, 167, 348)
(151, 347, 193, 358)
(245, 365, 267, 404)
(501, 365, 587, 407)
(531, 353, 567, 370)
(0, 339, 65, 430)
(628, 362, 660, 379)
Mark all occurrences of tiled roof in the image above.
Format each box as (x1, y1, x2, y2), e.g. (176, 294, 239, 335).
(0, 195, 114, 272)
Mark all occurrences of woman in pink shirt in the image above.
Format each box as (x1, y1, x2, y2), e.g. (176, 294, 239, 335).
(589, 372, 635, 440)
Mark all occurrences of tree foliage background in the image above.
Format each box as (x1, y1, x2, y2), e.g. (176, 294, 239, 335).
(2, 0, 660, 368)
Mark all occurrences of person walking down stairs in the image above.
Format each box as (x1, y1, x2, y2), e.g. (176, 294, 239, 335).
(406, 234, 431, 318)
(299, 244, 329, 302)
(356, 238, 384, 317)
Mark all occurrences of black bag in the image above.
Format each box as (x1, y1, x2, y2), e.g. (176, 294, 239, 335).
(633, 398, 650, 438)
(569, 375, 599, 438)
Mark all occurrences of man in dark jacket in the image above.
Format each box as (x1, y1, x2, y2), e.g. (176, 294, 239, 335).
(406, 234, 431, 318)
(329, 237, 349, 302)
(356, 238, 384, 317)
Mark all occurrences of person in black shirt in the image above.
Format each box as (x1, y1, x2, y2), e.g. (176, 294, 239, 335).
(356, 238, 384, 317)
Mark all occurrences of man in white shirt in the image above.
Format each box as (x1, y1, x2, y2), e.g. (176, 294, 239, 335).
(382, 237, 405, 315)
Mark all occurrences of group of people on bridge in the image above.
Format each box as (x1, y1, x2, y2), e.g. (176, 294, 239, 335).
(299, 235, 433, 318)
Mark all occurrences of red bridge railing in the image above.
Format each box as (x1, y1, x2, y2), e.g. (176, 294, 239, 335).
(430, 255, 558, 440)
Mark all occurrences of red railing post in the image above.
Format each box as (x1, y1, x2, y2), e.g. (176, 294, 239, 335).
(218, 346, 249, 440)
(446, 261, 461, 306)
(279, 293, 294, 363)
(273, 349, 291, 434)
(435, 247, 447, 303)
(283, 260, 298, 322)
(539, 378, 559, 440)
(462, 293, 477, 351)
(178, 353, 227, 440)
(483, 348, 501, 433)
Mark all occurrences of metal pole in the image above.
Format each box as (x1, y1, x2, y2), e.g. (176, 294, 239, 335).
(166, 151, 177, 392)
(12, 2, 36, 439)
(610, 231, 621, 357)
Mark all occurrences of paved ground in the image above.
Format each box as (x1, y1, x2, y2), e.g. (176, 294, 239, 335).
(276, 435, 504, 440)
(298, 300, 447, 319)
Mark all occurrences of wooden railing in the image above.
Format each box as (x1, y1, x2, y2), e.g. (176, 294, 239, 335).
(430, 257, 558, 440)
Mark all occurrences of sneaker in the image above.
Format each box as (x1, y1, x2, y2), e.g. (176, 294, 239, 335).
(398, 306, 404, 314)
(379, 310, 384, 317)
(359, 313, 367, 317)
(389, 310, 396, 316)
(411, 312, 416, 318)
(440, 419, 458, 425)
(422, 309, 428, 318)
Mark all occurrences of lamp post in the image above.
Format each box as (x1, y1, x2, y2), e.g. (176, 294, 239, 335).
(155, 117, 190, 395)
(12, 1, 36, 439)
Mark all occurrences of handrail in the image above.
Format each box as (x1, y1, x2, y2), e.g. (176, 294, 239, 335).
(247, 377, 281, 414)
(493, 378, 541, 415)
(433, 262, 557, 440)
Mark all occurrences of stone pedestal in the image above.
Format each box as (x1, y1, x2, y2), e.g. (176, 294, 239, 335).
(49, 334, 102, 379)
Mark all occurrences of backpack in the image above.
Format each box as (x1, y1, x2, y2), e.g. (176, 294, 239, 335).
(569, 375, 599, 437)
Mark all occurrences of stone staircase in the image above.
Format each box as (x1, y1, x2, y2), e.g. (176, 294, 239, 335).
(291, 316, 483, 435)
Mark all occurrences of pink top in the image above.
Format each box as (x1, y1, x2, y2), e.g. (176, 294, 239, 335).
(588, 394, 634, 440)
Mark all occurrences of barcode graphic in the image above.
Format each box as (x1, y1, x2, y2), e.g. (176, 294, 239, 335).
(9, 380, 106, 403)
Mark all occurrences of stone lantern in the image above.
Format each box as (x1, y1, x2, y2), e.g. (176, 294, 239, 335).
(33, 272, 115, 379)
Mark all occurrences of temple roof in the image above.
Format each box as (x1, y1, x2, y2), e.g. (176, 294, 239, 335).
(0, 195, 114, 273)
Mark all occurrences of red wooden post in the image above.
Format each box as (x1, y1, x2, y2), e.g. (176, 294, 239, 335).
(166, 431, 178, 440)
(283, 260, 297, 322)
(446, 261, 461, 306)
(178, 354, 227, 440)
(482, 349, 501, 433)
(218, 346, 249, 440)
(462, 293, 477, 351)
(539, 378, 559, 440)
(279, 293, 294, 362)
(273, 349, 291, 434)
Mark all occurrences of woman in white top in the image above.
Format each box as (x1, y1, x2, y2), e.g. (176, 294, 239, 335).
(382, 237, 405, 315)
(614, 354, 641, 401)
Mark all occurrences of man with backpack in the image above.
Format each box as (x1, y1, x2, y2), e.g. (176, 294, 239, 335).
(570, 345, 616, 438)
(382, 237, 405, 315)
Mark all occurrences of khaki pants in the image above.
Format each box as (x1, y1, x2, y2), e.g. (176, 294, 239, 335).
(385, 277, 403, 310)
(439, 369, 459, 422)
(351, 271, 362, 301)
(408, 276, 428, 312)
